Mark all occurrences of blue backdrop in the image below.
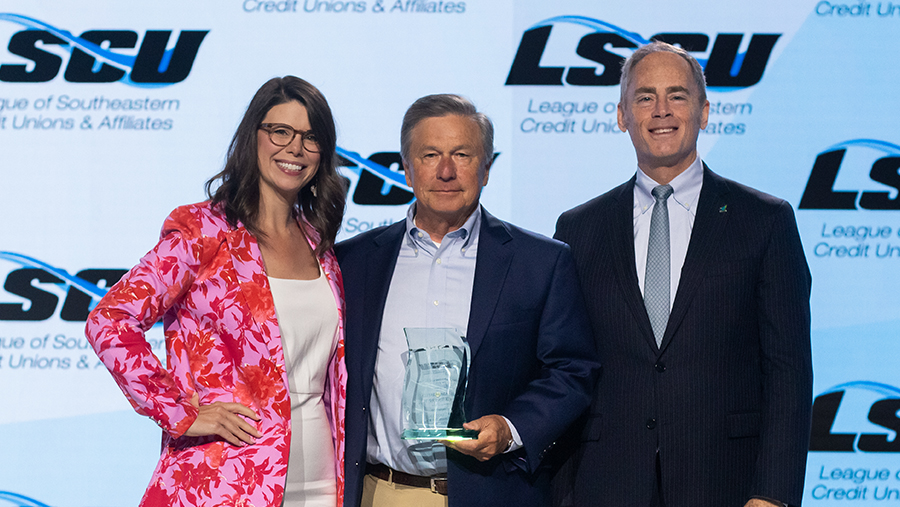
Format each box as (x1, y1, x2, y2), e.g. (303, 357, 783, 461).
(1, 1, 898, 505)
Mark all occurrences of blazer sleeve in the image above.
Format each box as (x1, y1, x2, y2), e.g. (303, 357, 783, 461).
(84, 207, 219, 437)
(751, 201, 813, 505)
(502, 245, 600, 473)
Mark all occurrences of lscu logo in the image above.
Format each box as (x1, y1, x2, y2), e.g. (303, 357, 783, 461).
(506, 16, 779, 89)
(0, 252, 124, 322)
(810, 381, 900, 453)
(0, 14, 207, 85)
(337, 149, 414, 206)
(800, 139, 900, 210)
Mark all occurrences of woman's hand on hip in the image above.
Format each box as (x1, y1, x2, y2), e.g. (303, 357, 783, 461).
(184, 392, 262, 446)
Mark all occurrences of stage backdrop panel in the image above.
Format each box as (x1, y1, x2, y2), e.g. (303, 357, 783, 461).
(1, 1, 897, 505)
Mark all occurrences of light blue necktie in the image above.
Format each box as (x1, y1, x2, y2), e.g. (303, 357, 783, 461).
(644, 184, 673, 347)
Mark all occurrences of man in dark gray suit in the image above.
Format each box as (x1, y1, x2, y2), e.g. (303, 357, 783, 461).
(553, 41, 813, 507)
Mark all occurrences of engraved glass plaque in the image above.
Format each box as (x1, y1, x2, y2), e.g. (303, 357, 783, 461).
(401, 328, 478, 440)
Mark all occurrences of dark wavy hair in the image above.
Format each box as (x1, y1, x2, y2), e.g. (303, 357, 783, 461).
(206, 76, 345, 256)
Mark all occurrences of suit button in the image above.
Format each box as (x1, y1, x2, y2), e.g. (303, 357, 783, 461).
(655, 362, 666, 373)
(646, 418, 657, 429)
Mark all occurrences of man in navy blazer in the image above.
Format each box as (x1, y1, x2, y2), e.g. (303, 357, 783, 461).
(553, 42, 813, 507)
(336, 94, 599, 507)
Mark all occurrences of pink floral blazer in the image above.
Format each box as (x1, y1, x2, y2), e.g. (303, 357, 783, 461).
(85, 202, 347, 507)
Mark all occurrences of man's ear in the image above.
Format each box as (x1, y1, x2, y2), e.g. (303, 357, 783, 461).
(481, 156, 492, 187)
(617, 103, 628, 133)
(699, 99, 710, 130)
(403, 160, 413, 187)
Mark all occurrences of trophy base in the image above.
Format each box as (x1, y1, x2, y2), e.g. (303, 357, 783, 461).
(401, 428, 479, 441)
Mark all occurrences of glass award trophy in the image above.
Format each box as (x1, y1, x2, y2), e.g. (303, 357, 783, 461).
(401, 328, 478, 441)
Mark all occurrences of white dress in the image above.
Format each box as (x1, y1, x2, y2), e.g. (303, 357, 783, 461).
(269, 274, 339, 507)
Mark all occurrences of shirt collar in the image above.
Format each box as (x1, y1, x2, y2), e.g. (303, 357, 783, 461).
(404, 203, 482, 253)
(635, 156, 704, 216)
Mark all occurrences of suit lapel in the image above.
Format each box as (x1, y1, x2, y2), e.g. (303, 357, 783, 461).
(357, 222, 405, 398)
(466, 208, 513, 359)
(610, 178, 659, 352)
(660, 165, 731, 351)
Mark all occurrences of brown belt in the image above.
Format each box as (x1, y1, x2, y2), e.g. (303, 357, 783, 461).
(367, 463, 448, 496)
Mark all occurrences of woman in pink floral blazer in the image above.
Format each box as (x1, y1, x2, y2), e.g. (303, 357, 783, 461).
(86, 77, 347, 507)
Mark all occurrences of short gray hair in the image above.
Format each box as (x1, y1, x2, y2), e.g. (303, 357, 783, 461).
(400, 94, 494, 164)
(619, 41, 707, 106)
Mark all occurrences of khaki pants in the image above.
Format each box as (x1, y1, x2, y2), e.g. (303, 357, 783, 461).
(361, 473, 449, 507)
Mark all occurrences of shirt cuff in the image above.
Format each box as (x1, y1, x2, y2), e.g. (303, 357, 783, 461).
(501, 416, 523, 453)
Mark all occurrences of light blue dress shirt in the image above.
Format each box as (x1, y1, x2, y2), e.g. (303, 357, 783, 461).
(633, 156, 704, 307)
(366, 204, 482, 476)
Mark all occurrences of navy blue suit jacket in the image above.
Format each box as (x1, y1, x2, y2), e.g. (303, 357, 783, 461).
(335, 208, 600, 507)
(553, 167, 813, 507)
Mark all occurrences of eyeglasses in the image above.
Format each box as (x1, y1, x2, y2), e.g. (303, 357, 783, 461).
(259, 123, 321, 153)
